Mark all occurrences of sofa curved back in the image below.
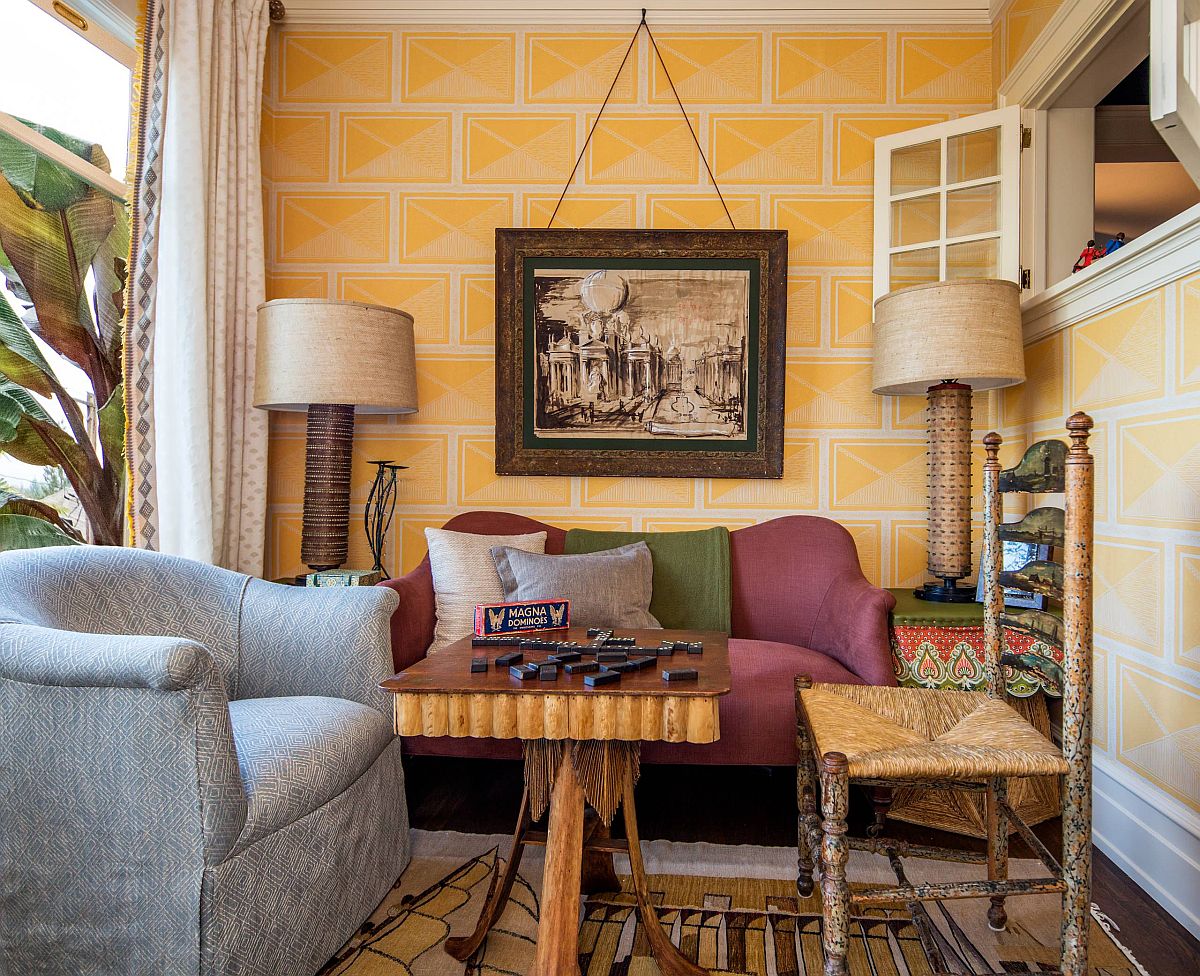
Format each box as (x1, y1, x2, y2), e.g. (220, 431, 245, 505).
(382, 511, 895, 684)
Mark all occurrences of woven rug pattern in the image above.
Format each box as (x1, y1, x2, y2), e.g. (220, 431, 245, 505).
(320, 830, 1149, 976)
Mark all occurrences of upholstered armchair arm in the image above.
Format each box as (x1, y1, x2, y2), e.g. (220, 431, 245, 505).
(236, 580, 399, 716)
(378, 561, 437, 673)
(0, 624, 247, 869)
(809, 573, 898, 686)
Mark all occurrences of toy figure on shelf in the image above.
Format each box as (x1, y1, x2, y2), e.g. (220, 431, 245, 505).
(1072, 239, 1104, 273)
(1105, 232, 1127, 255)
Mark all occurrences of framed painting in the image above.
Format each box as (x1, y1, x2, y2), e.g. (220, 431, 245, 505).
(495, 228, 787, 479)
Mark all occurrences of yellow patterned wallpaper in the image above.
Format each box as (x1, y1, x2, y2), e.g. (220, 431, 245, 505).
(261, 22, 994, 587)
(260, 15, 1200, 819)
(991, 0, 1065, 87)
(992, 0, 1200, 818)
(1002, 274, 1200, 815)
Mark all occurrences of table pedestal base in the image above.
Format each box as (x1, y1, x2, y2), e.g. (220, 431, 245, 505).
(445, 739, 706, 976)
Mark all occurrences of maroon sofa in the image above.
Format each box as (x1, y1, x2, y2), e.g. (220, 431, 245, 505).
(380, 511, 896, 766)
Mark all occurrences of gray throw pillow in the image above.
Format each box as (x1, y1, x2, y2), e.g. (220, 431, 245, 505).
(490, 542, 661, 631)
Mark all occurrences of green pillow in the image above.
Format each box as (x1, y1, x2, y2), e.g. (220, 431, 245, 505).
(563, 526, 731, 633)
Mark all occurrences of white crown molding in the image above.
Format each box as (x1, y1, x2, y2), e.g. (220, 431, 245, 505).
(1093, 753, 1200, 941)
(276, 0, 991, 27)
(1021, 201, 1200, 343)
(998, 0, 1143, 109)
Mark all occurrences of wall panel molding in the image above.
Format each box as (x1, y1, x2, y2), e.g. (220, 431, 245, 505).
(1021, 203, 1200, 343)
(1094, 753, 1200, 941)
(276, 1, 991, 26)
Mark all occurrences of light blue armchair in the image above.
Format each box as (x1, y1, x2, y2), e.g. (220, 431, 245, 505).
(0, 546, 411, 976)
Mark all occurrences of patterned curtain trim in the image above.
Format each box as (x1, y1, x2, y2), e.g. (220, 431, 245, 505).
(123, 0, 168, 551)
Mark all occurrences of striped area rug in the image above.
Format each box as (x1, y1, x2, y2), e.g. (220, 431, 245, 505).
(320, 830, 1149, 975)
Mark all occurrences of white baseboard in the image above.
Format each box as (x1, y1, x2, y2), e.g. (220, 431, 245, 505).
(1093, 753, 1200, 941)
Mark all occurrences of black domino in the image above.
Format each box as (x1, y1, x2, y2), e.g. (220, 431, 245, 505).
(495, 651, 523, 667)
(662, 668, 698, 682)
(565, 660, 599, 674)
(470, 658, 488, 673)
(584, 670, 621, 687)
(538, 663, 558, 681)
(510, 664, 537, 680)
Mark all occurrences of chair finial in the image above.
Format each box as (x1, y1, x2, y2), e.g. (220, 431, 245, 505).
(1066, 412, 1093, 454)
(983, 431, 1002, 462)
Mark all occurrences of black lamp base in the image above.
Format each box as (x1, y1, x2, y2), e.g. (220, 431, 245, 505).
(915, 580, 977, 603)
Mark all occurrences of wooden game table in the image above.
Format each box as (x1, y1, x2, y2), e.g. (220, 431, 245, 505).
(381, 627, 732, 976)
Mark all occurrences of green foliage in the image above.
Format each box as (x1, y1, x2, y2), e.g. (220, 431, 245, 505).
(0, 118, 127, 550)
(0, 513, 81, 550)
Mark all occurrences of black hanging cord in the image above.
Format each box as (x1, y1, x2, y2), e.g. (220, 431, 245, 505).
(547, 8, 736, 230)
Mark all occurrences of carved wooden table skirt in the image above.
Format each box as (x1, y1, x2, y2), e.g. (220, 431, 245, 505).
(382, 627, 732, 976)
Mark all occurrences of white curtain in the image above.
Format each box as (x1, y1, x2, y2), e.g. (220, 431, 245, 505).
(152, 0, 270, 574)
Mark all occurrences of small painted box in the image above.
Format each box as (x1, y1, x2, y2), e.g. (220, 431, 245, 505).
(474, 599, 570, 636)
(306, 569, 383, 587)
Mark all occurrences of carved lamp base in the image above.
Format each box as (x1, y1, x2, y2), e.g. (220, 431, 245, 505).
(301, 402, 355, 573)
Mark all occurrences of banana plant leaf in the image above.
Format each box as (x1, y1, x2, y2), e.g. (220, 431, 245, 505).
(0, 288, 55, 397)
(98, 383, 124, 471)
(0, 389, 20, 442)
(0, 512, 81, 550)
(87, 204, 128, 367)
(0, 381, 90, 479)
(0, 176, 106, 378)
(0, 490, 83, 541)
(0, 376, 55, 424)
(0, 121, 95, 212)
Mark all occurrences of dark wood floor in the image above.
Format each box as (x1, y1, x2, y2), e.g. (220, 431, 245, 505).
(403, 755, 1200, 976)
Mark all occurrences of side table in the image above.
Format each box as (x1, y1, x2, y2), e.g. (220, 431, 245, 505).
(382, 627, 732, 976)
(886, 588, 1063, 837)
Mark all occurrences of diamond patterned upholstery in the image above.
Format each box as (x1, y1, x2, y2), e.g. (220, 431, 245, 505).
(228, 696, 393, 851)
(799, 683, 1069, 780)
(0, 545, 410, 976)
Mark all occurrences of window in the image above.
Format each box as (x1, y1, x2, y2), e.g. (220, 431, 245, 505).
(872, 107, 1023, 301)
(0, 0, 131, 541)
(876, 0, 1200, 302)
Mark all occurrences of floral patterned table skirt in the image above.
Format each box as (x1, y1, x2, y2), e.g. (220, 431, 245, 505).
(891, 623, 1063, 699)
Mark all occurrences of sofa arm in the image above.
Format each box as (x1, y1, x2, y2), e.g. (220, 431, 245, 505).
(378, 562, 436, 672)
(0, 623, 247, 864)
(809, 573, 898, 686)
(237, 580, 399, 715)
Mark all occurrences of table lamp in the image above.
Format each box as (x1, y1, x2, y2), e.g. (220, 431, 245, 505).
(254, 298, 417, 573)
(871, 279, 1024, 602)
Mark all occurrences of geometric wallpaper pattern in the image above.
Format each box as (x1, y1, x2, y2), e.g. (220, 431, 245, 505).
(263, 8, 1199, 816)
(994, 0, 1200, 817)
(262, 23, 994, 592)
(1001, 271, 1200, 814)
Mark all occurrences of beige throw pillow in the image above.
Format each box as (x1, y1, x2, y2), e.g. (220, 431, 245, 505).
(424, 527, 548, 652)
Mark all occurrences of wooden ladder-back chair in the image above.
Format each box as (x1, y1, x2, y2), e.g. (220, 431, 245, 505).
(794, 411, 1095, 976)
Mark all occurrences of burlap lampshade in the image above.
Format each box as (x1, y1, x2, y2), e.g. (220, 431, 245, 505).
(255, 299, 418, 572)
(871, 279, 1024, 602)
(872, 279, 1024, 396)
(254, 299, 417, 414)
